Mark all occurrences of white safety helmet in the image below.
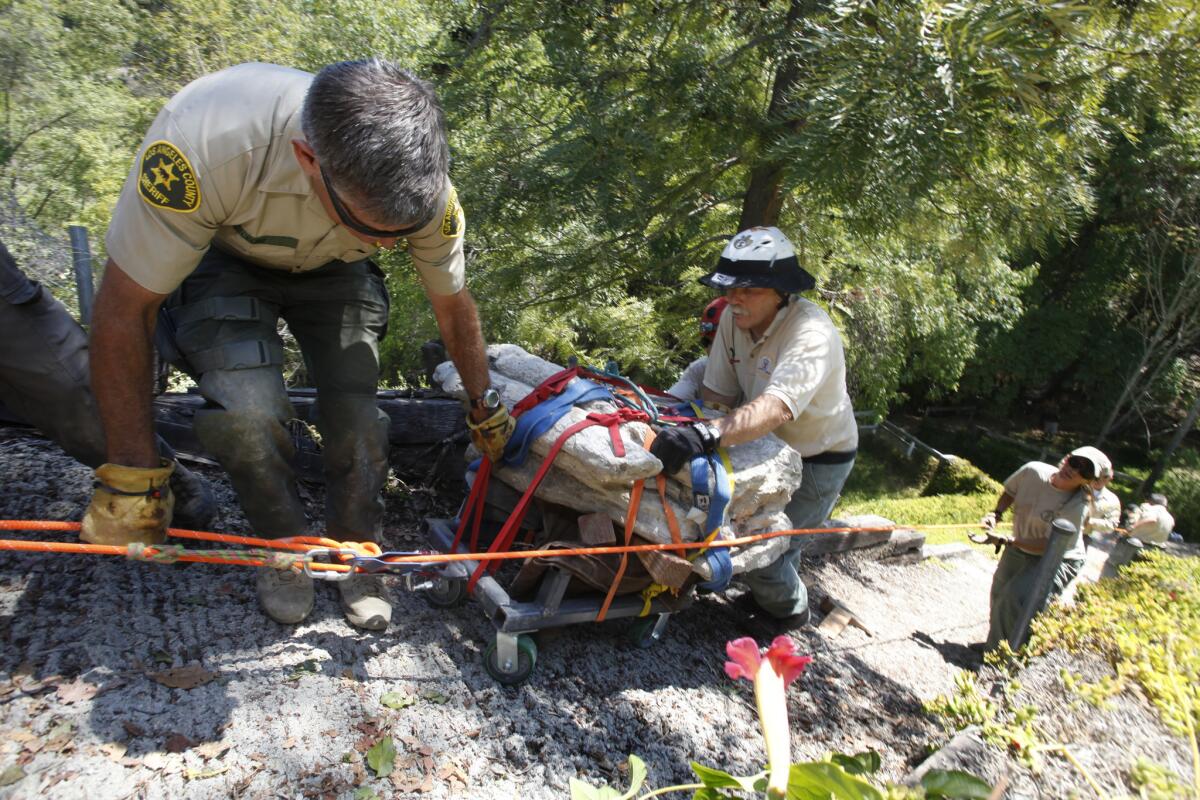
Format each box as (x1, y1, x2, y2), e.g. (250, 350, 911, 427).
(699, 226, 816, 293)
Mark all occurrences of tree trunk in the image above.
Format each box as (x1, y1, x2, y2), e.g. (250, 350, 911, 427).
(1140, 390, 1200, 496)
(737, 0, 824, 229)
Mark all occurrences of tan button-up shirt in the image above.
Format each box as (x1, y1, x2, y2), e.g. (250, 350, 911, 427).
(106, 63, 465, 296)
(703, 298, 858, 458)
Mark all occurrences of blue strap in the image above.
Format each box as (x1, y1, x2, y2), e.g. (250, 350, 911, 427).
(689, 452, 732, 535)
(697, 548, 733, 592)
(501, 378, 612, 467)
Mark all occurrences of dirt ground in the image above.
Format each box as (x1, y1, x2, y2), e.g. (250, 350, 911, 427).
(0, 426, 1192, 799)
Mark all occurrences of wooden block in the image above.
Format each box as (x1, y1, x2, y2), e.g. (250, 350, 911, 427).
(817, 606, 852, 636)
(577, 513, 616, 545)
(819, 595, 873, 637)
(634, 547, 694, 590)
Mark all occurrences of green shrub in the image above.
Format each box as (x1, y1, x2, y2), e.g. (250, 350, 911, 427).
(1157, 461, 1200, 543)
(923, 457, 1003, 497)
(837, 493, 995, 548)
(1030, 550, 1200, 736)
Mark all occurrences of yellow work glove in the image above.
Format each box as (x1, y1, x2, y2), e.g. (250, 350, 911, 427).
(467, 406, 515, 463)
(81, 460, 175, 546)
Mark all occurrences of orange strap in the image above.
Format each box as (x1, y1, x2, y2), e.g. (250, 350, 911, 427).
(596, 475, 645, 622)
(655, 473, 684, 553)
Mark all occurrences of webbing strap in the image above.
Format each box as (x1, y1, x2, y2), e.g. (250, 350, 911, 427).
(451, 457, 491, 554)
(597, 472, 644, 622)
(187, 339, 284, 374)
(655, 473, 683, 550)
(168, 296, 265, 327)
(466, 406, 651, 593)
(502, 378, 611, 467)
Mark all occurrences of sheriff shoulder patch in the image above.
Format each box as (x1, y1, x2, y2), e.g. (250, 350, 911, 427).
(138, 140, 201, 213)
(440, 186, 464, 239)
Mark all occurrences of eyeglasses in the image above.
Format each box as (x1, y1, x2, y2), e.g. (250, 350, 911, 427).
(1067, 456, 1096, 480)
(319, 166, 429, 239)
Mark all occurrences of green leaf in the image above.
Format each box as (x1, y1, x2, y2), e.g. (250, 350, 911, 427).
(353, 788, 380, 800)
(691, 762, 761, 791)
(568, 778, 622, 799)
(786, 762, 885, 800)
(365, 736, 396, 779)
(619, 754, 648, 799)
(0, 765, 24, 787)
(420, 690, 449, 704)
(920, 769, 994, 799)
(830, 751, 882, 775)
(380, 692, 416, 710)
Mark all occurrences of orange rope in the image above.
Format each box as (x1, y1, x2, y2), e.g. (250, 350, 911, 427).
(0, 519, 997, 570)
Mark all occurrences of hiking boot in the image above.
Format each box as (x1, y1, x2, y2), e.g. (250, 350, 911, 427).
(338, 574, 391, 631)
(256, 569, 314, 625)
(774, 607, 811, 633)
(169, 462, 216, 531)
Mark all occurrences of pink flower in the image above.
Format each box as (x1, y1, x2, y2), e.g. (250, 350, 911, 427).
(724, 637, 761, 681)
(765, 635, 813, 686)
(724, 637, 813, 798)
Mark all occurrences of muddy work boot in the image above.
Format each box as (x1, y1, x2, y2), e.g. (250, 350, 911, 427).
(256, 569, 315, 625)
(338, 574, 392, 631)
(168, 461, 216, 531)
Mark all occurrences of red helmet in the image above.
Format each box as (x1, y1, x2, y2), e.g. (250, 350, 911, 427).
(699, 297, 728, 344)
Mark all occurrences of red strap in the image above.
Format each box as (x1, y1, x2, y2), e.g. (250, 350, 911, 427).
(512, 366, 579, 416)
(452, 457, 491, 554)
(467, 416, 597, 592)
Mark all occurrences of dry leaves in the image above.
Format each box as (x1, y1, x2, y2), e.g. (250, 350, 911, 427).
(164, 733, 195, 754)
(194, 740, 230, 760)
(148, 665, 216, 690)
(98, 742, 127, 762)
(55, 678, 98, 705)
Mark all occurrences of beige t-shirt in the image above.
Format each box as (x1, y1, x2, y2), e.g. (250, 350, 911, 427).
(1003, 462, 1089, 559)
(1128, 503, 1175, 545)
(667, 356, 708, 401)
(106, 62, 465, 297)
(1085, 487, 1121, 536)
(702, 298, 857, 457)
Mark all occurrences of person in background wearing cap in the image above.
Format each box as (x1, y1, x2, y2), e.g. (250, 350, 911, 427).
(86, 60, 512, 632)
(976, 445, 1111, 651)
(666, 297, 728, 402)
(1084, 472, 1121, 540)
(650, 226, 857, 629)
(1125, 494, 1175, 546)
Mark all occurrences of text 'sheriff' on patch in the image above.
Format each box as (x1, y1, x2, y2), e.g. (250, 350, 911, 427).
(138, 141, 201, 213)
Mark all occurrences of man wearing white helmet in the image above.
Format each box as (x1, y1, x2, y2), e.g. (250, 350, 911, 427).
(650, 226, 858, 627)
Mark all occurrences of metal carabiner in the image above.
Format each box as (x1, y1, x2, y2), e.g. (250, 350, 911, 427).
(301, 547, 362, 582)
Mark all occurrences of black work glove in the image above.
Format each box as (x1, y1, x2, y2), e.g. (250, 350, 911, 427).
(649, 422, 720, 475)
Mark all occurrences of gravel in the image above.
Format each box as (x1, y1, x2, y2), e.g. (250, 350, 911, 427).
(0, 426, 1192, 799)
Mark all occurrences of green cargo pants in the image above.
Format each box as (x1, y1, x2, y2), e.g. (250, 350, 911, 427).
(160, 248, 391, 541)
(985, 545, 1083, 649)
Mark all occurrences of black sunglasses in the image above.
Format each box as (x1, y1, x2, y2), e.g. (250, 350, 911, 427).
(320, 166, 429, 239)
(1067, 456, 1096, 480)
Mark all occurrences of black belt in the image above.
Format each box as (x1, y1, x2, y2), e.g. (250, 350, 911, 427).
(806, 449, 857, 465)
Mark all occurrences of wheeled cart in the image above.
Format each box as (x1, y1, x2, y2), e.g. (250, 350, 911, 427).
(422, 517, 696, 685)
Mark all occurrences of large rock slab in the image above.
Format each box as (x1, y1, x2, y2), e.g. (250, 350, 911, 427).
(436, 344, 804, 577)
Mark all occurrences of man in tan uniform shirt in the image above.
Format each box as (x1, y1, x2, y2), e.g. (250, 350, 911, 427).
(84, 60, 510, 631)
(650, 227, 857, 626)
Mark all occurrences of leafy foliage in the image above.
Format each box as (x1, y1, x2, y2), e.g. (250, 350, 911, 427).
(1029, 549, 1200, 736)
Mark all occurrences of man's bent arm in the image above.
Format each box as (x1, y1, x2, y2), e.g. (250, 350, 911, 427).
(428, 288, 490, 415)
(707, 393, 792, 447)
(90, 259, 167, 467)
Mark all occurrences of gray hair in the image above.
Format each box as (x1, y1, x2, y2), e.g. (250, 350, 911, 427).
(302, 59, 448, 227)
(1149, 493, 1169, 508)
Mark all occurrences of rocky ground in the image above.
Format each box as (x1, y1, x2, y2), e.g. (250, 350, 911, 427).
(0, 426, 1193, 799)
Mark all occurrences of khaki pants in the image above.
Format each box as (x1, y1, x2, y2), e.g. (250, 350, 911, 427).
(161, 248, 391, 541)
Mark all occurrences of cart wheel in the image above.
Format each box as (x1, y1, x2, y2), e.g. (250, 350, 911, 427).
(483, 635, 537, 685)
(628, 616, 666, 649)
(423, 576, 468, 608)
